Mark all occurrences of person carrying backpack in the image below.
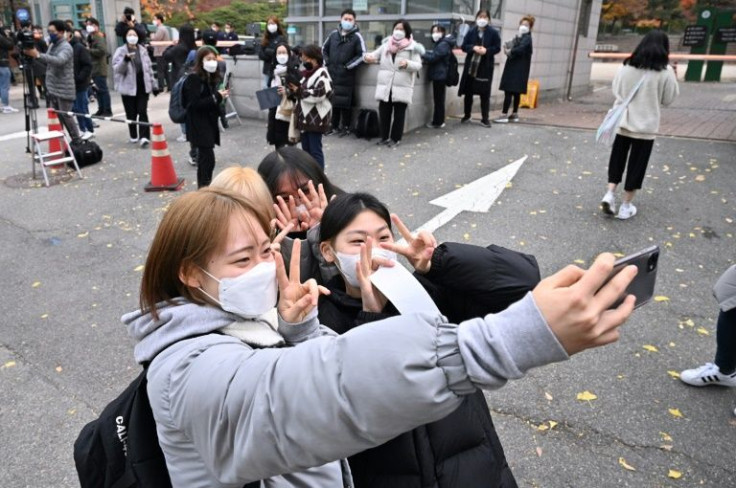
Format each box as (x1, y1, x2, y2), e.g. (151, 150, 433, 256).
(422, 25, 456, 129)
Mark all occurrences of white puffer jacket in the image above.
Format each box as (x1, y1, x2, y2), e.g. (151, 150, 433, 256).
(367, 38, 424, 105)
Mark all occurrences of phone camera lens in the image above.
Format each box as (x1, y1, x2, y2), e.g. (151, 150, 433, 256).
(647, 253, 659, 272)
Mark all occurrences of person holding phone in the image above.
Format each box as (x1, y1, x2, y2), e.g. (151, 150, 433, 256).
(182, 46, 228, 188)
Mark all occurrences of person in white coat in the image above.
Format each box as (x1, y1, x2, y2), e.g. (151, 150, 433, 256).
(364, 20, 423, 148)
(599, 30, 678, 220)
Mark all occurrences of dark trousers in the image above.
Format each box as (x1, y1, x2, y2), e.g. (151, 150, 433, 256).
(301, 131, 324, 168)
(196, 146, 215, 188)
(464, 92, 490, 122)
(93, 75, 111, 114)
(379, 97, 408, 142)
(155, 56, 168, 90)
(607, 134, 654, 191)
(716, 308, 736, 374)
(46, 93, 81, 141)
(121, 93, 150, 140)
(502, 92, 521, 114)
(331, 107, 352, 131)
(431, 81, 446, 125)
(72, 89, 94, 133)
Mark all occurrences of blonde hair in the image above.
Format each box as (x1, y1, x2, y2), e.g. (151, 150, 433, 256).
(139, 188, 271, 320)
(210, 166, 276, 221)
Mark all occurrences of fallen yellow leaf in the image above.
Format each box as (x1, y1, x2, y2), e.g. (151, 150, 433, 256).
(537, 424, 549, 431)
(134, 265, 145, 272)
(544, 392, 553, 401)
(618, 457, 636, 471)
(654, 296, 670, 302)
(55, 366, 63, 373)
(3, 360, 16, 368)
(548, 421, 558, 429)
(77, 231, 89, 238)
(696, 327, 710, 336)
(668, 469, 682, 479)
(667, 371, 681, 379)
(643, 344, 659, 352)
(41, 313, 49, 319)
(535, 447, 543, 457)
(577, 391, 598, 402)
(668, 408, 684, 418)
(32, 281, 41, 288)
(660, 432, 673, 442)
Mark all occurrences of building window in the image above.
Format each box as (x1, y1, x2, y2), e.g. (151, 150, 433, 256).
(51, 1, 92, 28)
(577, 0, 592, 38)
(324, 0, 401, 17)
(286, 22, 319, 47)
(407, 0, 476, 16)
(288, 0, 320, 17)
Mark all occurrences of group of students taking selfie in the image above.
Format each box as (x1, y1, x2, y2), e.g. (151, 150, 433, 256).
(122, 144, 639, 487)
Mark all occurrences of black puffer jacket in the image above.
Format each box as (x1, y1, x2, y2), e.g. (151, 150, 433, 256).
(321, 25, 365, 109)
(258, 33, 285, 77)
(499, 33, 533, 94)
(71, 38, 92, 91)
(183, 73, 222, 148)
(318, 242, 539, 487)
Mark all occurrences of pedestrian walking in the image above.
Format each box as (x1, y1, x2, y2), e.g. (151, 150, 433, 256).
(288, 44, 332, 169)
(70, 29, 94, 139)
(458, 9, 501, 128)
(112, 28, 159, 148)
(364, 19, 423, 148)
(0, 24, 16, 113)
(599, 30, 679, 220)
(183, 46, 228, 188)
(86, 18, 111, 117)
(322, 8, 366, 137)
(164, 24, 197, 147)
(258, 16, 286, 89)
(151, 14, 171, 92)
(494, 15, 534, 124)
(122, 183, 636, 487)
(422, 25, 455, 129)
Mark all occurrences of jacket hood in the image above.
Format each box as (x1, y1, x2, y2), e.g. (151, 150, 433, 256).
(122, 298, 240, 364)
(338, 24, 360, 36)
(442, 34, 457, 45)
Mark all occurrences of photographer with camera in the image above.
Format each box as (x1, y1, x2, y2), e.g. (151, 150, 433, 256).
(23, 20, 83, 143)
(115, 7, 147, 46)
(0, 23, 18, 113)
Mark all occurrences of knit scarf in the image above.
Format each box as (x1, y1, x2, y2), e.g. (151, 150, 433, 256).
(387, 35, 412, 54)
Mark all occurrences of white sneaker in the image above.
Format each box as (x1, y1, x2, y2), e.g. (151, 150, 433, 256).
(680, 363, 736, 387)
(600, 191, 616, 215)
(176, 134, 187, 142)
(81, 131, 94, 141)
(129, 137, 139, 144)
(616, 202, 637, 220)
(139, 138, 150, 148)
(2, 106, 19, 113)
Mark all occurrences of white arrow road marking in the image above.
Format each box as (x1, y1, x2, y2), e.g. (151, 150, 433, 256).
(400, 155, 528, 242)
(0, 126, 49, 142)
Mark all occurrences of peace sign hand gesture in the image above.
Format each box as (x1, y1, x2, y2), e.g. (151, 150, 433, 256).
(275, 239, 330, 323)
(379, 214, 437, 274)
(356, 236, 394, 313)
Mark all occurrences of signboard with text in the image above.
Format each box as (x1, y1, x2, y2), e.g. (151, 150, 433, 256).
(682, 25, 708, 47)
(715, 26, 736, 44)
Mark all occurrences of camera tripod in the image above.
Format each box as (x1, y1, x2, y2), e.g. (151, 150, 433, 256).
(18, 57, 39, 154)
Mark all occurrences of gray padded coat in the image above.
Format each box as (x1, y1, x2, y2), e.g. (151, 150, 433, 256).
(38, 38, 76, 100)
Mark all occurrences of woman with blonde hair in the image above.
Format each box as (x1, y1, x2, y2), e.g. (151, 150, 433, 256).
(210, 166, 275, 220)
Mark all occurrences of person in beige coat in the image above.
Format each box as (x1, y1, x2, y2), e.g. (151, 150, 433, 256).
(364, 20, 423, 148)
(600, 30, 678, 220)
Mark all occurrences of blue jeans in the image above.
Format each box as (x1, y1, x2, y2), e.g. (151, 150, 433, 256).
(0, 66, 10, 106)
(73, 89, 94, 133)
(300, 131, 324, 169)
(93, 75, 111, 114)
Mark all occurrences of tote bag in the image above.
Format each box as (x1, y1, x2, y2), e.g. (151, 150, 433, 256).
(596, 73, 649, 146)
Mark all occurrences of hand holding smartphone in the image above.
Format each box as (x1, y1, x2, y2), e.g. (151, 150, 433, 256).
(603, 245, 660, 309)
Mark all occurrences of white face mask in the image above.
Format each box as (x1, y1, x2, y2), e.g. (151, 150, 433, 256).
(203, 59, 218, 73)
(476, 18, 489, 28)
(519, 25, 530, 35)
(333, 248, 397, 289)
(199, 261, 278, 319)
(86, 25, 96, 34)
(276, 54, 289, 65)
(126, 36, 138, 45)
(431, 32, 442, 42)
(392, 29, 405, 41)
(267, 23, 278, 34)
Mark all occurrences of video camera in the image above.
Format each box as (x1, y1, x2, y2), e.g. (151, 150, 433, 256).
(14, 20, 35, 50)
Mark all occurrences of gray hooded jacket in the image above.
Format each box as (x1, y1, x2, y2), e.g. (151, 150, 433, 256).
(123, 292, 568, 487)
(38, 38, 76, 100)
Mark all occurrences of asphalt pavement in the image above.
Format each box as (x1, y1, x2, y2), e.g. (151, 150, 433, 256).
(0, 82, 734, 487)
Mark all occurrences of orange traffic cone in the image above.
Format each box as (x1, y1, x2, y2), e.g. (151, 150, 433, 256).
(144, 123, 185, 191)
(47, 108, 65, 161)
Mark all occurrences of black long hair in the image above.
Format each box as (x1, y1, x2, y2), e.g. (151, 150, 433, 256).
(319, 193, 392, 244)
(178, 24, 196, 51)
(625, 30, 670, 71)
(257, 147, 343, 201)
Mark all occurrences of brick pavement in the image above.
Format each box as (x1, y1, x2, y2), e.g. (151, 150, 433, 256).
(509, 82, 736, 142)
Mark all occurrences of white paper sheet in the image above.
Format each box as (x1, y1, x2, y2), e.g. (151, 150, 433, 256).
(370, 264, 441, 316)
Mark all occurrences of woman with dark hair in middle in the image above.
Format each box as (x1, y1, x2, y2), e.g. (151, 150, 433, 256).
(599, 30, 678, 220)
(268, 42, 300, 148)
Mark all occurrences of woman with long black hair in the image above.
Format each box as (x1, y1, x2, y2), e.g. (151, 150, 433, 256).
(183, 46, 228, 188)
(599, 30, 678, 220)
(258, 15, 286, 89)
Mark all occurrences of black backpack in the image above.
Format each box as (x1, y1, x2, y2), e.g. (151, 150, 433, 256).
(445, 49, 460, 87)
(354, 108, 379, 140)
(73, 334, 261, 488)
(68, 139, 103, 168)
(168, 74, 190, 124)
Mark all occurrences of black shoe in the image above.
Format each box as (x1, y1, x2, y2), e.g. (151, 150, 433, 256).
(508, 113, 520, 123)
(376, 139, 390, 146)
(92, 110, 102, 117)
(387, 140, 401, 148)
(480, 119, 492, 128)
(100, 111, 113, 117)
(338, 128, 351, 138)
(460, 116, 471, 124)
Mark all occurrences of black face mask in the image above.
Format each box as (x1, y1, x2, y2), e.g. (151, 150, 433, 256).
(303, 61, 314, 70)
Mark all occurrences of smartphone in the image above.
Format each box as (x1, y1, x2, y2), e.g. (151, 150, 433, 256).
(604, 245, 659, 309)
